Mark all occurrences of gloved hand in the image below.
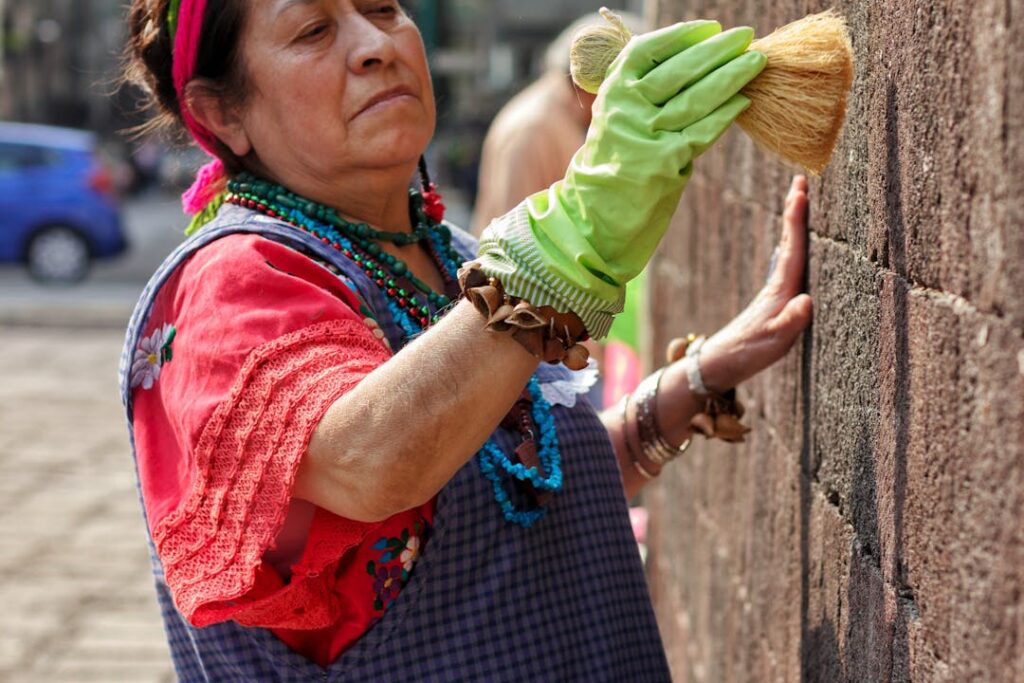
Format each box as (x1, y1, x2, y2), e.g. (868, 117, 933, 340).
(477, 21, 766, 338)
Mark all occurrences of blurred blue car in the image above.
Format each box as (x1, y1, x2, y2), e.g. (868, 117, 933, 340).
(0, 122, 126, 283)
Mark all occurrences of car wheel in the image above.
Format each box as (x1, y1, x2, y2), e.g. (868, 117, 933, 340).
(26, 226, 91, 284)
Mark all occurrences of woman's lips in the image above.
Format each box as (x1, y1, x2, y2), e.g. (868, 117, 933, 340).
(354, 87, 416, 119)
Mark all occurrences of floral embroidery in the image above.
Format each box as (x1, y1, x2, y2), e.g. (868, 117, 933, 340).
(400, 535, 421, 572)
(132, 323, 177, 390)
(366, 520, 426, 611)
(372, 565, 404, 609)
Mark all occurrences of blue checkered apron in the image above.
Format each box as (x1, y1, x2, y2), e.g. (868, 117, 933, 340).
(119, 206, 671, 682)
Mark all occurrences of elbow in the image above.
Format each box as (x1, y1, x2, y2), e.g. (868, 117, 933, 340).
(306, 449, 443, 524)
(302, 403, 461, 522)
(356, 479, 432, 523)
(364, 459, 446, 521)
(357, 444, 455, 521)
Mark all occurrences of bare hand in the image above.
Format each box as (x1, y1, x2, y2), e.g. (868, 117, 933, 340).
(697, 175, 814, 391)
(619, 176, 813, 483)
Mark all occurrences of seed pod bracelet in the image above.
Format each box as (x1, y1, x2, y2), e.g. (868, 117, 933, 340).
(666, 334, 752, 443)
(458, 262, 591, 371)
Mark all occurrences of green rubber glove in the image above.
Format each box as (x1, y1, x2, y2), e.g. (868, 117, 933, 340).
(476, 21, 766, 338)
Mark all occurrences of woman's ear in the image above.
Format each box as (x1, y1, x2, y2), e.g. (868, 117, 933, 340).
(184, 80, 252, 158)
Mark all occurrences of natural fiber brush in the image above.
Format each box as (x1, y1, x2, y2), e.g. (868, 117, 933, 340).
(570, 8, 854, 175)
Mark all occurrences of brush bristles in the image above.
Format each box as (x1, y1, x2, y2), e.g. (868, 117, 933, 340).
(739, 10, 854, 175)
(569, 8, 855, 175)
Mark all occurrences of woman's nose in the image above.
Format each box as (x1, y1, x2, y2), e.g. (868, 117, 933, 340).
(346, 17, 398, 73)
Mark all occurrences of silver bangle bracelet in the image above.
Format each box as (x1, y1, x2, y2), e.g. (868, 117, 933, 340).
(682, 336, 710, 396)
(634, 368, 692, 466)
(620, 394, 658, 480)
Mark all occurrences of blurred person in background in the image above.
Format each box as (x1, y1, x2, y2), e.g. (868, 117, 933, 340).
(472, 10, 642, 232)
(120, 0, 811, 679)
(473, 10, 645, 411)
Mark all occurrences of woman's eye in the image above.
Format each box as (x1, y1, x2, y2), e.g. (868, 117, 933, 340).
(299, 23, 329, 40)
(369, 3, 399, 17)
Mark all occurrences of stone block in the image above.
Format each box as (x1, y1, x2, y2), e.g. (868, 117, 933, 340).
(806, 237, 882, 550)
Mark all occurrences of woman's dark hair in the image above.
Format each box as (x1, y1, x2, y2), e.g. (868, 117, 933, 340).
(123, 0, 251, 170)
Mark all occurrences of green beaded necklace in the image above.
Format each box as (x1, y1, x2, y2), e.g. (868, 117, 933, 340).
(232, 173, 432, 246)
(225, 173, 461, 333)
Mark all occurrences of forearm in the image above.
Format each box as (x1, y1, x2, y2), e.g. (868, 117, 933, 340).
(296, 301, 539, 522)
(602, 405, 649, 501)
(602, 361, 704, 501)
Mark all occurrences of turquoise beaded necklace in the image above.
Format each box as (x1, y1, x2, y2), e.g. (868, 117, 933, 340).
(224, 174, 563, 528)
(228, 173, 456, 336)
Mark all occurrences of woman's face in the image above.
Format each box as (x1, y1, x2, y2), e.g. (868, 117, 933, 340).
(232, 0, 435, 187)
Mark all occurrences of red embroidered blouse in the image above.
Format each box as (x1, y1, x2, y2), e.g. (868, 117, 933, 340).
(130, 234, 433, 667)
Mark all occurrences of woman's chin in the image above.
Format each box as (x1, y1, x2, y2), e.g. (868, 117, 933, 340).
(351, 131, 434, 169)
(349, 108, 434, 155)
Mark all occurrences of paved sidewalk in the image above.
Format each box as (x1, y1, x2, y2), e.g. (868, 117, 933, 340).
(0, 326, 174, 682)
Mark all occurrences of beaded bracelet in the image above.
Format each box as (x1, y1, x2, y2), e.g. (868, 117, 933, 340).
(634, 368, 693, 466)
(619, 395, 658, 480)
(458, 262, 591, 371)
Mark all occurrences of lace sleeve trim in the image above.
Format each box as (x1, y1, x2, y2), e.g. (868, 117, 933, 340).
(151, 319, 390, 627)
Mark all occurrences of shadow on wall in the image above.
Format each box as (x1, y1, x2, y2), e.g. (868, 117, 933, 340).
(799, 83, 915, 683)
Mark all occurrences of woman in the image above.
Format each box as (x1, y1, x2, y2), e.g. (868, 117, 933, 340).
(121, 1, 813, 680)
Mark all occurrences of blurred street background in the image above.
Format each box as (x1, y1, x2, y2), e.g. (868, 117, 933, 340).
(0, 0, 642, 679)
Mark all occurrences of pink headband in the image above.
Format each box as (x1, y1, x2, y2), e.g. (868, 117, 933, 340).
(169, 0, 226, 218)
(171, 0, 217, 155)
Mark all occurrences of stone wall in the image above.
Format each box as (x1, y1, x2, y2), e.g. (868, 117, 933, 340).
(642, 1, 1024, 680)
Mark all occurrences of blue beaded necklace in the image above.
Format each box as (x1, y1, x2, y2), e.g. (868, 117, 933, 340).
(225, 174, 563, 528)
(478, 377, 563, 528)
